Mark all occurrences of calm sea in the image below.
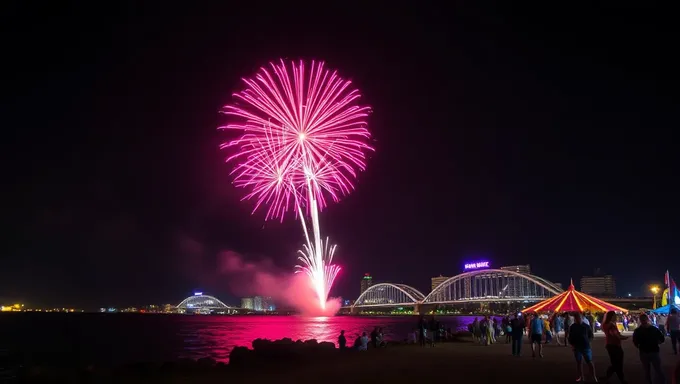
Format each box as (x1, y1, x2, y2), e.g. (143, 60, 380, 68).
(0, 314, 478, 366)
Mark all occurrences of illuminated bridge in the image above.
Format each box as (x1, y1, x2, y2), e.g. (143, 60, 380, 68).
(177, 293, 238, 314)
(350, 269, 563, 312)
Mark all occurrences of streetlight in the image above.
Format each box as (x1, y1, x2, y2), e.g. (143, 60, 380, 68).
(651, 286, 660, 309)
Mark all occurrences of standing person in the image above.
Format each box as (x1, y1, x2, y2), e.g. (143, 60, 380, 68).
(544, 316, 552, 344)
(511, 314, 524, 356)
(358, 332, 369, 351)
(429, 316, 438, 347)
(529, 313, 544, 358)
(480, 317, 488, 345)
(568, 312, 597, 382)
(633, 313, 666, 384)
(602, 311, 628, 384)
(658, 314, 667, 336)
(472, 318, 481, 343)
(338, 330, 347, 350)
(565, 312, 575, 347)
(505, 318, 513, 344)
(370, 327, 379, 348)
(586, 313, 595, 331)
(554, 314, 564, 346)
(623, 315, 629, 332)
(418, 317, 427, 347)
(668, 308, 680, 355)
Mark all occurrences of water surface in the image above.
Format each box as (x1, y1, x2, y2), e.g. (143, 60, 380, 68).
(0, 314, 477, 366)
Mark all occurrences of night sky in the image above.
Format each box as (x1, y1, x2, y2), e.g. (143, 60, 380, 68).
(1, 3, 672, 308)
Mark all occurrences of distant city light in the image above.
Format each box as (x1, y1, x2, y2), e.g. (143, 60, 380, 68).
(464, 261, 490, 270)
(628, 293, 632, 297)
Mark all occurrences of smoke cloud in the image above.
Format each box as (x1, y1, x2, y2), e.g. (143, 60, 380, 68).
(217, 250, 341, 316)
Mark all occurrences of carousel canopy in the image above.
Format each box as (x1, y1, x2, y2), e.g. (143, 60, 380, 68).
(521, 280, 628, 314)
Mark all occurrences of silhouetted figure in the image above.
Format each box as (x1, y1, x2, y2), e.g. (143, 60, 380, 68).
(418, 317, 427, 347)
(510, 314, 524, 356)
(370, 327, 379, 348)
(568, 312, 597, 382)
(603, 310, 628, 384)
(633, 314, 666, 384)
(338, 330, 346, 350)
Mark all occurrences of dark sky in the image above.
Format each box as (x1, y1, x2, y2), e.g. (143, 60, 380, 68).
(1, 3, 672, 308)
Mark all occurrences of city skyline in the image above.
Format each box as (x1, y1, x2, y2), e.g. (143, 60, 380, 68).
(2, 4, 673, 309)
(1, 265, 664, 310)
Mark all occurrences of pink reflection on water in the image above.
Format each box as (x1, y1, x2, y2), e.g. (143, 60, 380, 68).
(176, 315, 476, 363)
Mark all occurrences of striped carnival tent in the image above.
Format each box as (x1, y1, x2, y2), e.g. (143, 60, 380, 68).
(521, 280, 628, 314)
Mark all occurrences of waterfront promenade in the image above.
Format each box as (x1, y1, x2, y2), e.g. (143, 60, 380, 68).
(152, 332, 679, 383)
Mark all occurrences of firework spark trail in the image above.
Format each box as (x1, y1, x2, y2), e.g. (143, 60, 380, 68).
(220, 59, 372, 311)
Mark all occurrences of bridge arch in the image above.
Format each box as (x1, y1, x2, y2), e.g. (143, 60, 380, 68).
(177, 294, 233, 309)
(352, 283, 426, 308)
(423, 269, 563, 304)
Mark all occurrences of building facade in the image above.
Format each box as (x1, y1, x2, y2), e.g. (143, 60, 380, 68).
(241, 297, 254, 310)
(580, 275, 616, 297)
(431, 275, 450, 291)
(360, 273, 373, 295)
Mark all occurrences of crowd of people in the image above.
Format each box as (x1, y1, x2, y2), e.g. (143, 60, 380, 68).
(465, 308, 679, 383)
(336, 308, 679, 383)
(337, 327, 388, 351)
(336, 316, 461, 352)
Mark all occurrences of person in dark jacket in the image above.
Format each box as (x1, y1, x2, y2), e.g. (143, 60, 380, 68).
(633, 314, 666, 384)
(568, 312, 596, 382)
(510, 314, 525, 356)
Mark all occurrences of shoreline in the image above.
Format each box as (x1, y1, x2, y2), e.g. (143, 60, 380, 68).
(8, 332, 680, 383)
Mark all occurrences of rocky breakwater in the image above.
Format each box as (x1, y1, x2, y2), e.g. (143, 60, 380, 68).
(229, 337, 337, 367)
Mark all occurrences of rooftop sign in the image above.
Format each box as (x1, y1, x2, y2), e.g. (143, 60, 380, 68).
(464, 261, 490, 270)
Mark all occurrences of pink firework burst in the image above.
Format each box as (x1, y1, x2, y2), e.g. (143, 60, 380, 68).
(220, 59, 372, 312)
(220, 59, 373, 220)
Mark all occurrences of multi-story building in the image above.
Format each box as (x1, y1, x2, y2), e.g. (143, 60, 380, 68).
(241, 297, 254, 310)
(261, 297, 275, 311)
(431, 275, 450, 292)
(253, 296, 263, 311)
(360, 273, 373, 295)
(429, 275, 451, 302)
(580, 274, 616, 297)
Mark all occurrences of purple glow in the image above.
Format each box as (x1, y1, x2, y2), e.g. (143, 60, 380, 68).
(464, 261, 490, 270)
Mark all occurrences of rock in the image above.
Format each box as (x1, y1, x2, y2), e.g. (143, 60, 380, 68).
(252, 338, 272, 351)
(318, 341, 335, 350)
(229, 346, 254, 366)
